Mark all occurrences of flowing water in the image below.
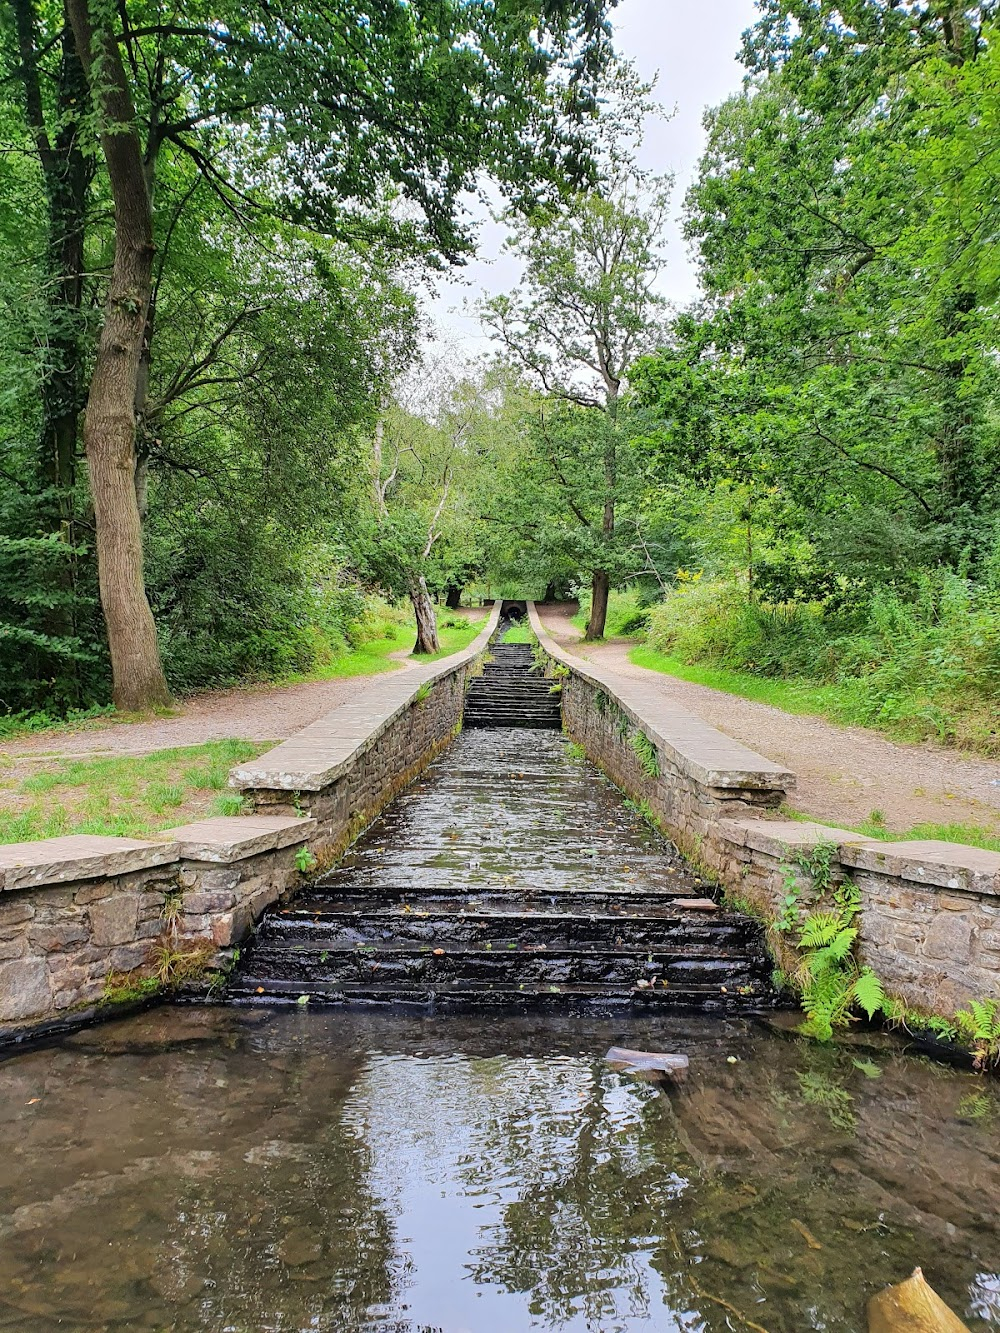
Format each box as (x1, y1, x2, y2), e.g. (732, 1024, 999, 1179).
(3, 1006, 999, 1332)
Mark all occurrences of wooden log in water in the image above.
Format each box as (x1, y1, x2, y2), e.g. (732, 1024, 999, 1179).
(867, 1268, 971, 1333)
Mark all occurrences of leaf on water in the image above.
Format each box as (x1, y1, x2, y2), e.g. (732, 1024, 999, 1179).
(296, 995, 310, 1006)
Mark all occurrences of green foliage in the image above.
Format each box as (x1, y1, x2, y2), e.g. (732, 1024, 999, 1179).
(773, 851, 894, 1042)
(953, 1000, 1000, 1072)
(294, 847, 318, 875)
(640, 570, 1000, 753)
(501, 622, 536, 644)
(630, 730, 660, 779)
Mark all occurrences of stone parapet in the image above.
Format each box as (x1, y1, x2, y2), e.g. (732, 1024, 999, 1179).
(528, 605, 1000, 1021)
(234, 603, 503, 861)
(230, 603, 502, 792)
(0, 607, 502, 1045)
(713, 817, 1000, 1016)
(0, 813, 311, 1044)
(528, 604, 793, 863)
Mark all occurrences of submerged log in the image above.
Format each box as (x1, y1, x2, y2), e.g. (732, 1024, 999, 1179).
(867, 1268, 970, 1333)
(606, 1047, 689, 1080)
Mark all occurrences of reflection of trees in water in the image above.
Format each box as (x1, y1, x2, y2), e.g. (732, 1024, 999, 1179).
(156, 1038, 398, 1331)
(358, 1051, 701, 1331)
(353, 1043, 1000, 1333)
(8, 1013, 1000, 1333)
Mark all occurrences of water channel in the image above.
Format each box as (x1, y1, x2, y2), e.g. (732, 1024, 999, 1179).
(3, 1007, 999, 1331)
(3, 717, 999, 1330)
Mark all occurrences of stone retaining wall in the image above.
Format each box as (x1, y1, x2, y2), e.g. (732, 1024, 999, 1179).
(0, 818, 311, 1043)
(527, 604, 794, 857)
(528, 604, 1000, 1019)
(0, 604, 501, 1045)
(230, 602, 502, 859)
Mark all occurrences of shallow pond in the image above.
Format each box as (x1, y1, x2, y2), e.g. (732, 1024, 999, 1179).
(2, 1007, 999, 1332)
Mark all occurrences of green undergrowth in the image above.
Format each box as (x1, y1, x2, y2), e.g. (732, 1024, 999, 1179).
(759, 839, 1000, 1070)
(630, 645, 868, 721)
(501, 620, 536, 644)
(639, 574, 1000, 756)
(0, 739, 265, 844)
(780, 806, 1000, 853)
(572, 588, 652, 639)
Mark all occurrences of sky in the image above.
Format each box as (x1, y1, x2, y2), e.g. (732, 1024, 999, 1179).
(424, 0, 760, 358)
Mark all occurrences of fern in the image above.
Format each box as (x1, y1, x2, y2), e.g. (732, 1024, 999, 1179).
(852, 969, 885, 1020)
(954, 999, 1000, 1069)
(798, 912, 842, 949)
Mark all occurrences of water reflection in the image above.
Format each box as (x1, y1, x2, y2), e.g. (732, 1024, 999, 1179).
(1, 1007, 999, 1332)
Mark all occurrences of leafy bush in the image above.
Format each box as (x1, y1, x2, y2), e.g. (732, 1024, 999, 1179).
(644, 571, 1000, 751)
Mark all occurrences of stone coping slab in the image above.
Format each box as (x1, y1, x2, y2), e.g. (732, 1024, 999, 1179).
(839, 839, 1000, 896)
(0, 835, 179, 892)
(527, 604, 794, 793)
(719, 818, 870, 858)
(229, 601, 503, 792)
(158, 815, 316, 863)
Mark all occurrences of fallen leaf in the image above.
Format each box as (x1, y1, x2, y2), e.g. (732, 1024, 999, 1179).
(26, 1098, 40, 1105)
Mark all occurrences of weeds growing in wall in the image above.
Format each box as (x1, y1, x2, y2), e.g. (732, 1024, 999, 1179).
(630, 730, 661, 778)
(769, 840, 1000, 1069)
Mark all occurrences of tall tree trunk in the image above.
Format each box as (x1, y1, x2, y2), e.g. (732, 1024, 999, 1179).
(585, 400, 617, 640)
(587, 569, 610, 640)
(409, 575, 441, 654)
(445, 585, 462, 610)
(66, 0, 172, 710)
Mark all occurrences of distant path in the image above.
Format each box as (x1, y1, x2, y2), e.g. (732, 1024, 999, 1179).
(0, 672, 402, 762)
(1, 607, 493, 763)
(535, 603, 1000, 834)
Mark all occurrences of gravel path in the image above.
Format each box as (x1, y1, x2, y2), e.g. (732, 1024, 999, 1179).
(0, 671, 405, 762)
(536, 603, 1000, 835)
(0, 606, 491, 763)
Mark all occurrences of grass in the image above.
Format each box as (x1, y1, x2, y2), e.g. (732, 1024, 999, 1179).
(501, 621, 536, 644)
(781, 805, 1000, 852)
(411, 615, 487, 662)
(0, 739, 265, 844)
(629, 646, 863, 722)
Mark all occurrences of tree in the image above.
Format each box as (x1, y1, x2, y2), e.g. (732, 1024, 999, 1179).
(482, 165, 670, 637)
(6, 0, 625, 710)
(365, 369, 495, 654)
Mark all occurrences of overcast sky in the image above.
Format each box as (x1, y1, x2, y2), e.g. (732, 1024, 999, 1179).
(423, 0, 760, 357)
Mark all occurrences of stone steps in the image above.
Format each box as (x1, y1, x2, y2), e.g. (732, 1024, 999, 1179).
(464, 638, 562, 729)
(227, 977, 767, 1012)
(226, 720, 777, 1015)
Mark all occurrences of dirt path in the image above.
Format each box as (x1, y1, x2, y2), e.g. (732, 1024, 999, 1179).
(536, 603, 1000, 834)
(0, 671, 403, 762)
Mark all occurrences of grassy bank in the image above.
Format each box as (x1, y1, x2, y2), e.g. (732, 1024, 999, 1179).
(629, 646, 863, 723)
(0, 739, 268, 844)
(781, 806, 1000, 853)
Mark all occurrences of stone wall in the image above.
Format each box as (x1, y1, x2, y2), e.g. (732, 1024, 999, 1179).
(0, 604, 501, 1045)
(0, 818, 311, 1044)
(527, 604, 794, 862)
(528, 604, 1000, 1020)
(231, 603, 502, 861)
